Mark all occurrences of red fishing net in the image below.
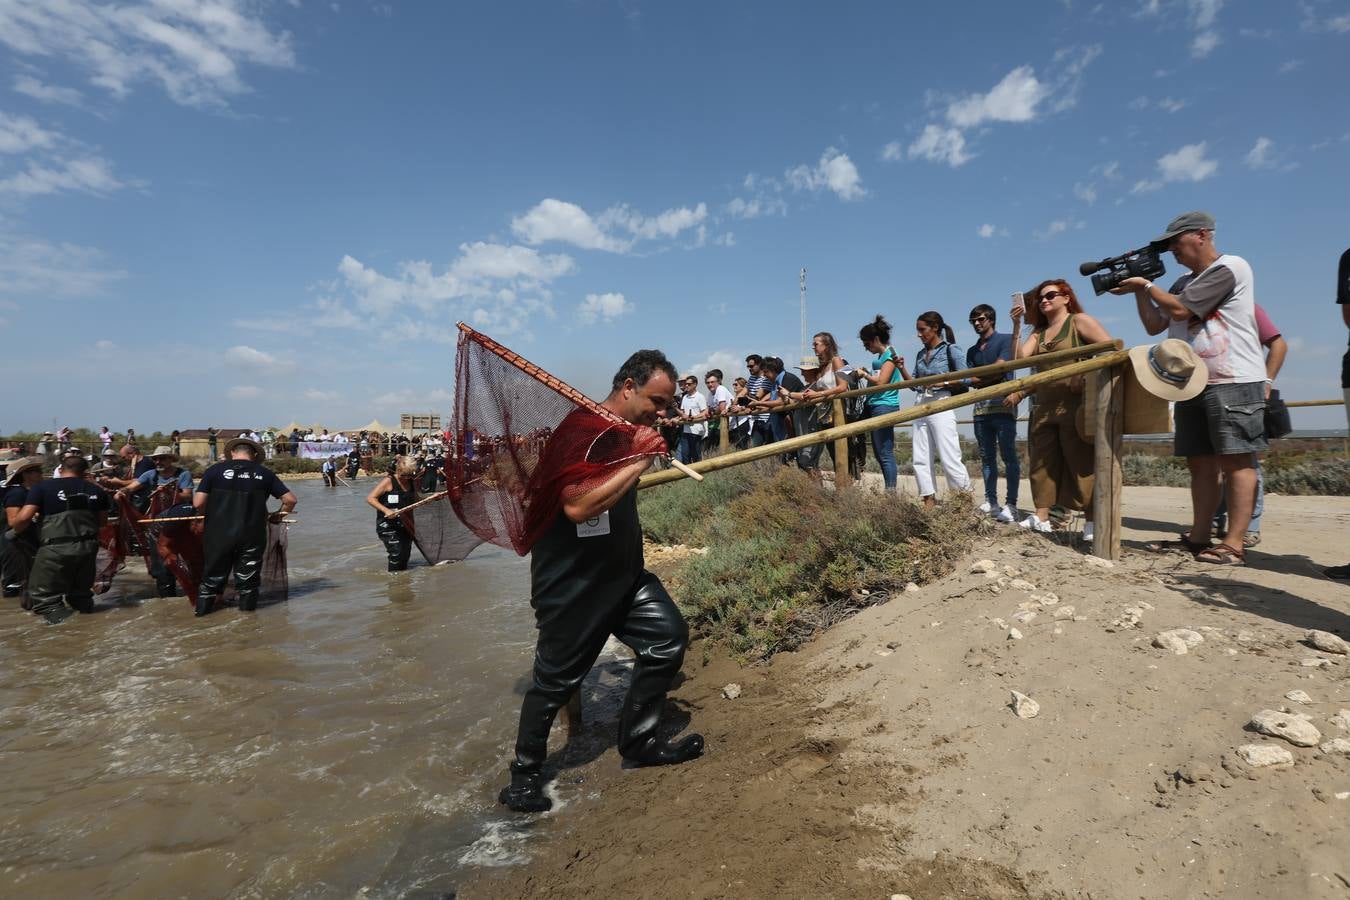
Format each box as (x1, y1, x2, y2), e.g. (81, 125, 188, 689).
(449, 325, 667, 556)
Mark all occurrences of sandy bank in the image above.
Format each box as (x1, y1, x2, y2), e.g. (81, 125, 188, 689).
(465, 484, 1350, 900)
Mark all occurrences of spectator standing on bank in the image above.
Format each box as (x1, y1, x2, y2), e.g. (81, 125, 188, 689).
(703, 369, 734, 454)
(966, 304, 1020, 523)
(854, 315, 904, 492)
(207, 427, 218, 462)
(909, 311, 973, 508)
(675, 374, 708, 464)
(744, 355, 775, 447)
(1326, 248, 1350, 580)
(729, 377, 751, 449)
(99, 427, 113, 452)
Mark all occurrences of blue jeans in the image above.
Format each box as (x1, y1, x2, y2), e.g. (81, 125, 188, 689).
(973, 414, 1020, 508)
(677, 432, 703, 464)
(866, 404, 898, 490)
(1214, 453, 1263, 532)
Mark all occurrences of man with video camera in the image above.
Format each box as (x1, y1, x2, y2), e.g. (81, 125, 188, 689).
(1112, 210, 1266, 565)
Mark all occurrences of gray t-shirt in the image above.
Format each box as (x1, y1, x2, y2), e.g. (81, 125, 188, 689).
(1167, 253, 1265, 385)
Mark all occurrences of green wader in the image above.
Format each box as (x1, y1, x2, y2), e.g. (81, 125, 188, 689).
(27, 508, 100, 618)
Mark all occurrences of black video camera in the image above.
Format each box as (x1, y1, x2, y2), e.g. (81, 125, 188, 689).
(1079, 245, 1166, 296)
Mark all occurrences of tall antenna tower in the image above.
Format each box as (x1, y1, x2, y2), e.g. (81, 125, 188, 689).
(799, 267, 807, 357)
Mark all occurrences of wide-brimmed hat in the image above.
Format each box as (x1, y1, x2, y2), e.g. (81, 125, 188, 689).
(1128, 339, 1207, 402)
(794, 355, 822, 371)
(1151, 210, 1215, 247)
(224, 436, 263, 457)
(102, 447, 119, 458)
(3, 456, 42, 487)
(61, 447, 84, 459)
(149, 445, 177, 459)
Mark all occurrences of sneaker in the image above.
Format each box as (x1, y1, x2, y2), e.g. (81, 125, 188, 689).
(978, 501, 993, 514)
(1083, 522, 1094, 542)
(1018, 514, 1053, 534)
(498, 767, 553, 813)
(995, 505, 1016, 525)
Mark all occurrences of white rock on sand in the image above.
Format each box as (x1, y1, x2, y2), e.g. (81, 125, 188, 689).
(1008, 628, 1024, 641)
(1009, 690, 1040, 719)
(1153, 629, 1205, 655)
(721, 683, 742, 700)
(1300, 658, 1331, 668)
(1236, 744, 1295, 768)
(970, 560, 997, 575)
(1284, 690, 1313, 705)
(1305, 629, 1350, 655)
(1083, 555, 1114, 569)
(1330, 710, 1350, 731)
(1053, 605, 1076, 620)
(1320, 738, 1350, 756)
(1249, 709, 1322, 747)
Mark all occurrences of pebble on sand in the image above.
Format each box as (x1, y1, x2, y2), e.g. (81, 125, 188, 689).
(970, 559, 997, 575)
(1320, 738, 1350, 756)
(1329, 710, 1350, 731)
(1008, 627, 1024, 641)
(1284, 690, 1313, 705)
(1009, 690, 1040, 719)
(721, 683, 742, 700)
(1053, 605, 1076, 620)
(1083, 555, 1114, 569)
(1249, 709, 1322, 747)
(1153, 629, 1205, 655)
(1305, 629, 1350, 655)
(1236, 744, 1295, 768)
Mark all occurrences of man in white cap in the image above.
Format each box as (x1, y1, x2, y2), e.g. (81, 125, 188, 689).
(1114, 210, 1265, 565)
(192, 435, 296, 616)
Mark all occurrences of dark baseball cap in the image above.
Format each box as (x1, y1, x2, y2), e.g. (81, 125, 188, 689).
(1152, 210, 1215, 246)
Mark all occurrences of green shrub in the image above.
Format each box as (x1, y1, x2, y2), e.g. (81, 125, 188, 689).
(636, 463, 759, 545)
(1122, 454, 1190, 487)
(1263, 459, 1350, 495)
(644, 466, 984, 662)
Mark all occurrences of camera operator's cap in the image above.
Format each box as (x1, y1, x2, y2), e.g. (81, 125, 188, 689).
(1128, 339, 1208, 402)
(1152, 210, 1215, 246)
(3, 456, 42, 487)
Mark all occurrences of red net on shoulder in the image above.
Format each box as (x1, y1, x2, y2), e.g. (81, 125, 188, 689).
(449, 326, 667, 557)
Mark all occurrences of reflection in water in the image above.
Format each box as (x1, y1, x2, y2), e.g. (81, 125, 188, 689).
(0, 478, 616, 897)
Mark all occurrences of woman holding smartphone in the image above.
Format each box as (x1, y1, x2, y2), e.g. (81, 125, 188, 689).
(1011, 279, 1112, 537)
(854, 316, 905, 491)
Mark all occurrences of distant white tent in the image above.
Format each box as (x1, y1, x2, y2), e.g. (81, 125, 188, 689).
(350, 419, 396, 435)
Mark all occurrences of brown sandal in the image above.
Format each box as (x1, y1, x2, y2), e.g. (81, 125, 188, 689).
(1195, 543, 1245, 566)
(1145, 532, 1211, 556)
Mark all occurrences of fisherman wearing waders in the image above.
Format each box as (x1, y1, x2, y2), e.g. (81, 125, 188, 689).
(192, 436, 296, 617)
(11, 454, 110, 624)
(2, 457, 43, 605)
(498, 350, 704, 814)
(114, 446, 195, 598)
(345, 448, 360, 480)
(365, 456, 418, 572)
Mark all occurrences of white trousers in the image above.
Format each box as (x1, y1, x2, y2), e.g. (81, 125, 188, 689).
(912, 392, 972, 497)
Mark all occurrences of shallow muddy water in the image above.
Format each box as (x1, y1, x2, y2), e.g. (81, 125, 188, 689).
(0, 478, 621, 898)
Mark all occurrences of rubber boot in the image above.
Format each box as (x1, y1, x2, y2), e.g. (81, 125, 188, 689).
(195, 588, 217, 617)
(498, 763, 552, 813)
(622, 733, 705, 767)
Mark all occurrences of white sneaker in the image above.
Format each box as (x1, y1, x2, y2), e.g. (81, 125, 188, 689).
(1083, 523, 1094, 542)
(1018, 514, 1053, 533)
(995, 505, 1016, 524)
(978, 501, 992, 514)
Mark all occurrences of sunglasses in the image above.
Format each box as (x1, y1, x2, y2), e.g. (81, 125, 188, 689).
(969, 315, 990, 324)
(1041, 290, 1070, 301)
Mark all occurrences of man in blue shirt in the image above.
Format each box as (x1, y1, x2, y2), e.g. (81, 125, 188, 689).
(115, 446, 196, 597)
(966, 304, 1020, 523)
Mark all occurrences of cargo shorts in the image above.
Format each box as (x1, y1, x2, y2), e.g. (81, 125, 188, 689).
(1174, 381, 1268, 457)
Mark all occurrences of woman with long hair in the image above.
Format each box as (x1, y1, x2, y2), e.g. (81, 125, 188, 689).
(785, 331, 851, 474)
(854, 316, 905, 491)
(908, 310, 972, 507)
(1010, 279, 1112, 536)
(366, 455, 420, 571)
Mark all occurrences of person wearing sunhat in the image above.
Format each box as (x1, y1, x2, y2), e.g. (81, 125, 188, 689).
(191, 435, 296, 616)
(1114, 210, 1266, 565)
(11, 453, 111, 624)
(114, 446, 196, 597)
(2, 457, 43, 603)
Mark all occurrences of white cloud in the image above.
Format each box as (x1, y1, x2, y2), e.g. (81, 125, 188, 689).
(303, 388, 339, 402)
(1191, 30, 1220, 57)
(785, 147, 866, 200)
(373, 387, 453, 408)
(946, 66, 1048, 128)
(1099, 160, 1121, 179)
(1073, 182, 1098, 205)
(725, 177, 788, 219)
(880, 141, 903, 162)
(1278, 59, 1303, 74)
(0, 232, 127, 297)
(511, 198, 707, 252)
(224, 344, 294, 375)
(908, 124, 972, 167)
(227, 385, 262, 399)
(714, 231, 735, 247)
(0, 111, 59, 154)
(976, 223, 996, 238)
(12, 74, 84, 107)
(1245, 136, 1275, 169)
(1133, 141, 1219, 192)
(1190, 0, 1223, 30)
(0, 155, 126, 197)
(1328, 13, 1350, 32)
(0, 0, 297, 108)
(1158, 97, 1187, 113)
(1034, 219, 1086, 240)
(577, 292, 632, 324)
(94, 339, 116, 352)
(685, 351, 746, 384)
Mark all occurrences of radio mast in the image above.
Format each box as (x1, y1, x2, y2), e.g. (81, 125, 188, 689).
(799, 267, 807, 357)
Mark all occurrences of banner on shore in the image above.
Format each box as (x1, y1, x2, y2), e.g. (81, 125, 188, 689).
(298, 441, 353, 459)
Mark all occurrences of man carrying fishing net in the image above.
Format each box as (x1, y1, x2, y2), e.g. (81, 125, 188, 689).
(495, 348, 705, 813)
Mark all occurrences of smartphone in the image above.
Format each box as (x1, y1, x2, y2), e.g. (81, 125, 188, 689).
(1011, 291, 1025, 314)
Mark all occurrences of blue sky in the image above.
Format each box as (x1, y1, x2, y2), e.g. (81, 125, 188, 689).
(2, 0, 1349, 433)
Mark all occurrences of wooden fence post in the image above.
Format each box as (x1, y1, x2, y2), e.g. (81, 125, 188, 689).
(719, 413, 730, 452)
(1092, 363, 1125, 560)
(832, 398, 850, 486)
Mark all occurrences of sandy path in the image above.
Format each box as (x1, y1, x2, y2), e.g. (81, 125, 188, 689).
(465, 484, 1350, 899)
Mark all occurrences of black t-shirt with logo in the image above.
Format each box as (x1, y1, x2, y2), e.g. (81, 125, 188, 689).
(196, 460, 288, 500)
(25, 478, 112, 515)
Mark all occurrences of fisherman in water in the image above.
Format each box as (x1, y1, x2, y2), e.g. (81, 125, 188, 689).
(12, 454, 111, 624)
(499, 349, 703, 813)
(365, 456, 418, 572)
(193, 436, 296, 617)
(2, 457, 43, 604)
